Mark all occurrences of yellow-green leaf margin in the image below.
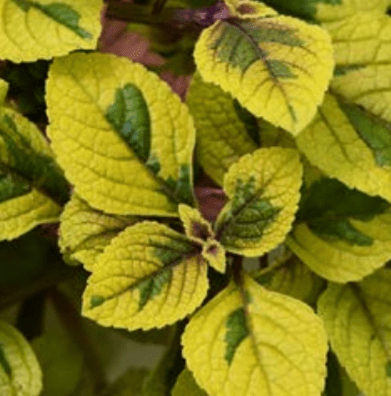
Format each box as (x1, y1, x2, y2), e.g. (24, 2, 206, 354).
(318, 268, 391, 396)
(0, 0, 103, 62)
(182, 273, 328, 396)
(0, 106, 68, 241)
(0, 320, 42, 396)
(47, 52, 196, 217)
(59, 194, 136, 271)
(82, 222, 209, 331)
(215, 147, 302, 256)
(193, 5, 334, 134)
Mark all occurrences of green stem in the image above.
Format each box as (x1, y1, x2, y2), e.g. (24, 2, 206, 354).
(48, 287, 107, 394)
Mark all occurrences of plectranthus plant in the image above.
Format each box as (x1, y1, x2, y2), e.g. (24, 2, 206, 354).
(0, 0, 390, 395)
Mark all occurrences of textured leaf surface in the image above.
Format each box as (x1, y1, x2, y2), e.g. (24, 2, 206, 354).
(215, 147, 302, 256)
(0, 0, 102, 62)
(194, 13, 334, 134)
(82, 222, 208, 330)
(255, 254, 325, 306)
(59, 194, 135, 271)
(182, 274, 328, 396)
(262, 0, 389, 22)
(47, 52, 196, 216)
(0, 320, 42, 396)
(172, 369, 208, 396)
(179, 204, 226, 272)
(296, 93, 391, 202)
(186, 72, 258, 186)
(287, 177, 391, 282)
(0, 107, 68, 240)
(328, 12, 391, 124)
(318, 268, 391, 396)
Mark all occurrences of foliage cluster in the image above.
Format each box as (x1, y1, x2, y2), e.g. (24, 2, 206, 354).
(0, 0, 390, 395)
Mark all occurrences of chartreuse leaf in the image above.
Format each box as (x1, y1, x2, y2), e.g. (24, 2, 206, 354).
(172, 369, 208, 396)
(47, 52, 196, 217)
(261, 0, 389, 22)
(82, 222, 208, 331)
(287, 177, 391, 282)
(0, 79, 8, 105)
(179, 204, 226, 272)
(194, 10, 334, 135)
(32, 332, 84, 396)
(0, 106, 68, 240)
(215, 147, 302, 256)
(0, 320, 42, 396)
(255, 253, 326, 306)
(327, 12, 391, 124)
(0, 0, 102, 62)
(59, 194, 136, 271)
(182, 273, 328, 396)
(296, 93, 391, 202)
(318, 268, 391, 396)
(186, 72, 258, 186)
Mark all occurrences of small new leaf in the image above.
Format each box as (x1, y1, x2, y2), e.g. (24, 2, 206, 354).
(194, 10, 334, 134)
(82, 222, 209, 331)
(0, 320, 42, 396)
(215, 147, 302, 256)
(182, 273, 328, 396)
(172, 369, 208, 396)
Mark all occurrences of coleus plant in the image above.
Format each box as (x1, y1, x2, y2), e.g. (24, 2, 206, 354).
(0, 0, 391, 395)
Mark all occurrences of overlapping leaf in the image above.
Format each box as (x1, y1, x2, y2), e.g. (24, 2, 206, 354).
(215, 147, 302, 256)
(172, 369, 208, 396)
(82, 222, 209, 331)
(47, 52, 196, 217)
(0, 103, 68, 240)
(0, 320, 42, 396)
(194, 10, 334, 134)
(327, 11, 391, 123)
(318, 268, 391, 396)
(59, 194, 136, 271)
(182, 273, 328, 396)
(261, 0, 389, 22)
(254, 253, 325, 306)
(287, 178, 391, 282)
(296, 93, 391, 202)
(186, 72, 258, 186)
(0, 0, 102, 62)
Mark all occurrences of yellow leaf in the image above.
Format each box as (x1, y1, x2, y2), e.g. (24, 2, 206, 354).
(47, 52, 196, 217)
(317, 0, 389, 22)
(327, 12, 391, 123)
(215, 147, 302, 256)
(254, 253, 325, 306)
(0, 320, 42, 396)
(0, 0, 102, 62)
(182, 273, 328, 396)
(0, 107, 67, 240)
(296, 93, 391, 202)
(186, 72, 258, 186)
(194, 13, 334, 134)
(318, 268, 391, 396)
(172, 369, 208, 396)
(59, 194, 136, 271)
(82, 222, 208, 331)
(0, 79, 8, 105)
